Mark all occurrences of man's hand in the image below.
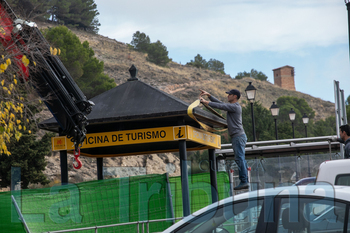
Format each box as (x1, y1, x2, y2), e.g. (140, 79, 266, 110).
(330, 136, 338, 142)
(200, 97, 209, 105)
(199, 89, 211, 97)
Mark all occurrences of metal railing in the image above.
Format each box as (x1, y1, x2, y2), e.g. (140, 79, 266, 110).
(44, 217, 184, 233)
(216, 135, 341, 158)
(12, 195, 31, 233)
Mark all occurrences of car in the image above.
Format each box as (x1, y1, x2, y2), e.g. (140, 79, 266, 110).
(162, 184, 350, 233)
(294, 177, 316, 186)
(277, 182, 294, 187)
(316, 159, 350, 186)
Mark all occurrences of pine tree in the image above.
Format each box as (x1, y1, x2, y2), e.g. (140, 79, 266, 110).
(76, 42, 116, 98)
(53, 0, 100, 33)
(147, 40, 171, 67)
(43, 26, 115, 98)
(235, 69, 268, 81)
(50, 0, 70, 23)
(80, 0, 100, 32)
(207, 59, 225, 74)
(131, 31, 151, 52)
(43, 26, 88, 80)
(6, 0, 54, 20)
(0, 130, 52, 189)
(130, 31, 171, 66)
(187, 54, 208, 69)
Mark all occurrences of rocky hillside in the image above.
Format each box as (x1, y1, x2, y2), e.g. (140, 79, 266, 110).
(41, 152, 181, 185)
(34, 23, 335, 185)
(38, 22, 335, 121)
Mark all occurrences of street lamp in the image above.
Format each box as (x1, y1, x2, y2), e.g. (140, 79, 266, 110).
(270, 102, 279, 140)
(302, 113, 309, 137)
(289, 108, 296, 139)
(302, 113, 311, 177)
(289, 108, 298, 181)
(270, 101, 282, 184)
(245, 82, 257, 141)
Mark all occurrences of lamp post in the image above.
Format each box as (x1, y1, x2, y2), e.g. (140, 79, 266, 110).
(302, 113, 309, 137)
(270, 102, 282, 184)
(289, 108, 298, 182)
(289, 108, 296, 139)
(270, 102, 279, 140)
(302, 113, 311, 177)
(245, 82, 257, 141)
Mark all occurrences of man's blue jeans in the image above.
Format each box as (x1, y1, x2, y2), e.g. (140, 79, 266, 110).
(231, 134, 248, 183)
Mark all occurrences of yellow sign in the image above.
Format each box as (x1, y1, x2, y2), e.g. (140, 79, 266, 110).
(52, 136, 67, 151)
(186, 126, 221, 148)
(52, 125, 221, 151)
(173, 126, 187, 140)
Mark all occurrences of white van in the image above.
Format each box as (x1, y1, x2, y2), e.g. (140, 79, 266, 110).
(316, 159, 350, 186)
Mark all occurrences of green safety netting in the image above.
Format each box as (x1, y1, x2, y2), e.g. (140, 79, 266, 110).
(0, 172, 230, 233)
(169, 171, 230, 218)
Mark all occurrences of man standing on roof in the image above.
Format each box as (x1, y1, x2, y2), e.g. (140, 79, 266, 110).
(199, 89, 249, 190)
(338, 124, 350, 158)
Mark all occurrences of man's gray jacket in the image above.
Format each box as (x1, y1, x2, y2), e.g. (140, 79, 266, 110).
(208, 96, 245, 138)
(338, 138, 350, 158)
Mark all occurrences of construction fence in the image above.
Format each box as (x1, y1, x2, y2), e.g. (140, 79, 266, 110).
(0, 172, 230, 233)
(0, 152, 342, 233)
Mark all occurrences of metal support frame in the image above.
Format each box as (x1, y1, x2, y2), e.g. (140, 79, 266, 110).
(227, 167, 234, 196)
(334, 81, 342, 137)
(255, 157, 259, 190)
(165, 173, 175, 224)
(209, 149, 218, 203)
(97, 158, 104, 180)
(179, 140, 190, 217)
(60, 151, 68, 185)
(295, 155, 299, 182)
(59, 129, 68, 185)
(334, 80, 348, 158)
(340, 89, 347, 125)
(278, 156, 282, 184)
(44, 217, 184, 233)
(307, 154, 311, 177)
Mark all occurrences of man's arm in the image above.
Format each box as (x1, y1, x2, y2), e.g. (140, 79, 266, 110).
(208, 101, 237, 112)
(332, 136, 345, 143)
(209, 96, 222, 103)
(199, 89, 221, 103)
(199, 96, 237, 112)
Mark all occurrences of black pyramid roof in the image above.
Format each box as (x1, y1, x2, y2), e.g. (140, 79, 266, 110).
(39, 79, 227, 133)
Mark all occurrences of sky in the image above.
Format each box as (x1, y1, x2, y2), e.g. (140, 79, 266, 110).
(94, 0, 350, 103)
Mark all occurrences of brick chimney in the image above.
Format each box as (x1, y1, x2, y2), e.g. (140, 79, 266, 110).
(273, 65, 295, 91)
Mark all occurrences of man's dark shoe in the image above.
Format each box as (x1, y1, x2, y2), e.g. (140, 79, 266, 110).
(234, 182, 249, 190)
